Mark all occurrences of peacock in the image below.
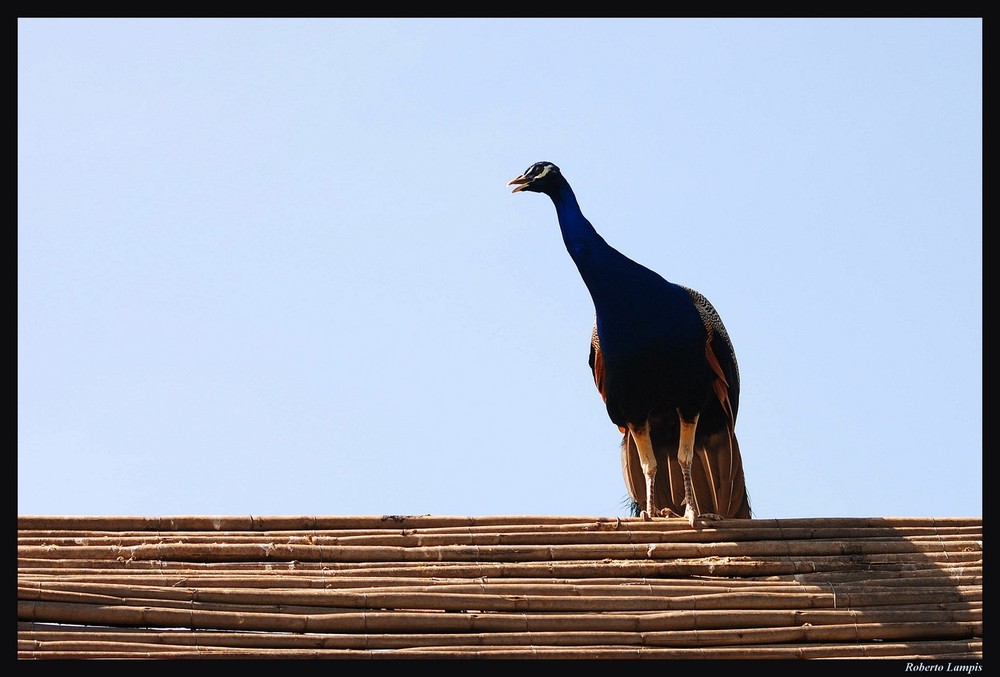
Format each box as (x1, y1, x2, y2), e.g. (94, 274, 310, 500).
(509, 161, 750, 525)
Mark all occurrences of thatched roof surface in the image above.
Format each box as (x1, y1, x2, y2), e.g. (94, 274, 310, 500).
(18, 515, 982, 659)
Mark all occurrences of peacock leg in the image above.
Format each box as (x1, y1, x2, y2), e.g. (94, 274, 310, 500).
(676, 413, 701, 526)
(627, 422, 658, 520)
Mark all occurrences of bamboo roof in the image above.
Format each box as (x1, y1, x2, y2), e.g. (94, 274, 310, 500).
(18, 515, 982, 660)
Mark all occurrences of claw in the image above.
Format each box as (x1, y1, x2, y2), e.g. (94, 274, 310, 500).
(686, 510, 725, 527)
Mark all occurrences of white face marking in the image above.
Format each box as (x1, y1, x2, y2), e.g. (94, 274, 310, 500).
(533, 163, 554, 180)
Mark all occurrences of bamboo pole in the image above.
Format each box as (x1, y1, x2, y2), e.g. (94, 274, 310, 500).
(16, 606, 984, 648)
(15, 525, 985, 549)
(16, 639, 985, 660)
(16, 605, 983, 643)
(22, 576, 982, 599)
(18, 566, 982, 594)
(18, 580, 983, 614)
(18, 595, 983, 634)
(15, 619, 983, 653)
(16, 555, 983, 581)
(17, 523, 983, 544)
(16, 538, 984, 566)
(17, 515, 983, 531)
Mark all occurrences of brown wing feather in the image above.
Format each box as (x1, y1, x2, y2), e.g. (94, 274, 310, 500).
(588, 322, 607, 403)
(696, 428, 751, 518)
(705, 338, 736, 425)
(700, 338, 750, 516)
(590, 322, 626, 434)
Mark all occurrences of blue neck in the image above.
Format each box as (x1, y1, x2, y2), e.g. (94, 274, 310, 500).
(541, 177, 687, 343)
(546, 180, 614, 278)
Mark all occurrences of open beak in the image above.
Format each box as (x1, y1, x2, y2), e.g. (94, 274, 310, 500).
(507, 174, 530, 193)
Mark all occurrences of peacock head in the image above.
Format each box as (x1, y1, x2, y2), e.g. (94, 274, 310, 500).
(508, 161, 562, 194)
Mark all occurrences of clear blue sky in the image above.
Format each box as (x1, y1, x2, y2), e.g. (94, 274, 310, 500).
(18, 19, 982, 519)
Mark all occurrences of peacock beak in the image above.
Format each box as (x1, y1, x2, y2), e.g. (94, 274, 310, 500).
(507, 175, 529, 193)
